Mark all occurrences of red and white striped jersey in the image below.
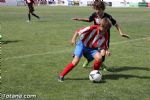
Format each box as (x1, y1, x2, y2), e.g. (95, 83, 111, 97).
(75, 25, 109, 50)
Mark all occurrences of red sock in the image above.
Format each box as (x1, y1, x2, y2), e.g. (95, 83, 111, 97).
(93, 60, 102, 70)
(59, 62, 75, 77)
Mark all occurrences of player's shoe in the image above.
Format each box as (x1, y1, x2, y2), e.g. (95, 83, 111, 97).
(58, 76, 64, 82)
(26, 20, 30, 22)
(100, 63, 108, 71)
(82, 60, 90, 68)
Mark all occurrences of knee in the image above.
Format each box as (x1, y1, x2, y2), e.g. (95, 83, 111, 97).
(95, 57, 102, 62)
(94, 55, 102, 62)
(72, 56, 80, 66)
(100, 50, 106, 56)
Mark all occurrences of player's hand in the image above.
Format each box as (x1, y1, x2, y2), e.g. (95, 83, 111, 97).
(70, 39, 76, 45)
(121, 34, 130, 39)
(105, 51, 111, 56)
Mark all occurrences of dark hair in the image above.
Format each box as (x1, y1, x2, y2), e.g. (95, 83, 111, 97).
(92, 0, 105, 11)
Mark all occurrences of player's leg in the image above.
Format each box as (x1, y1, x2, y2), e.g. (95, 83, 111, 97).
(83, 48, 102, 70)
(31, 12, 40, 19)
(92, 51, 103, 70)
(82, 49, 105, 68)
(99, 49, 108, 71)
(28, 3, 40, 20)
(100, 30, 111, 70)
(58, 40, 83, 82)
(58, 56, 80, 82)
(82, 49, 107, 70)
(82, 52, 94, 68)
(27, 13, 31, 22)
(27, 4, 31, 22)
(30, 4, 40, 19)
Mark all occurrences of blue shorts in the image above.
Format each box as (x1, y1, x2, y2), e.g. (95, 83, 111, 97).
(74, 40, 99, 59)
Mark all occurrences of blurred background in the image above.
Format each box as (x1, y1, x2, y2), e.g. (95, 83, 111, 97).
(0, 0, 150, 8)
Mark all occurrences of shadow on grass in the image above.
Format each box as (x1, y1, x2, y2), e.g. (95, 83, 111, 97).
(64, 73, 150, 83)
(65, 77, 89, 81)
(61, 66, 150, 83)
(65, 77, 106, 83)
(108, 66, 150, 72)
(31, 20, 49, 23)
(103, 74, 150, 80)
(1, 40, 22, 44)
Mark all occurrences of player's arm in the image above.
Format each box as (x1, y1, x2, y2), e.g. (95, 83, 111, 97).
(70, 31, 79, 45)
(72, 13, 95, 22)
(72, 18, 90, 22)
(108, 14, 130, 39)
(114, 23, 130, 38)
(71, 26, 91, 45)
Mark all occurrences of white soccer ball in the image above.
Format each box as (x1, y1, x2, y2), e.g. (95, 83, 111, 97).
(89, 70, 102, 82)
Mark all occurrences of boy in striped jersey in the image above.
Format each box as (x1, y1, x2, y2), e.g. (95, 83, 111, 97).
(58, 18, 111, 82)
(72, 0, 129, 70)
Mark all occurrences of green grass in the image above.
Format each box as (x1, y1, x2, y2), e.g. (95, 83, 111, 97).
(1, 6, 150, 100)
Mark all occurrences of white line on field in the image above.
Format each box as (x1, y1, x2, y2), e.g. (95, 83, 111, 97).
(3, 49, 72, 61)
(3, 37, 150, 61)
(110, 37, 150, 45)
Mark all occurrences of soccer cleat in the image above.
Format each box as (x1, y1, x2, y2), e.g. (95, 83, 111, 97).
(100, 63, 108, 71)
(26, 20, 30, 22)
(58, 76, 64, 82)
(82, 60, 90, 68)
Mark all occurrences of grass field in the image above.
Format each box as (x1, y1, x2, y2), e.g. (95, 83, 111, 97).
(1, 6, 150, 100)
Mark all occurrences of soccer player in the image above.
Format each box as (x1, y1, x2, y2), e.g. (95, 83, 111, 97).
(58, 18, 111, 82)
(72, 0, 129, 70)
(26, 0, 40, 22)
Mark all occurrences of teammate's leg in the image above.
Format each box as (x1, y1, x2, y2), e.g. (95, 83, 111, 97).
(99, 49, 108, 71)
(82, 52, 94, 68)
(27, 13, 31, 22)
(31, 12, 40, 19)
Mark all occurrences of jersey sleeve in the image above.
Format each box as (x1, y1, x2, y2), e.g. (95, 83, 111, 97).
(110, 16, 116, 26)
(105, 13, 117, 26)
(75, 26, 90, 35)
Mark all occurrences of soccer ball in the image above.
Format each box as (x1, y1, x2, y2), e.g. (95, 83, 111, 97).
(89, 70, 102, 82)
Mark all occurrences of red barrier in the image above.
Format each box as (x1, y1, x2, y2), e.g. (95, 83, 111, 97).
(0, 0, 5, 3)
(148, 2, 150, 8)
